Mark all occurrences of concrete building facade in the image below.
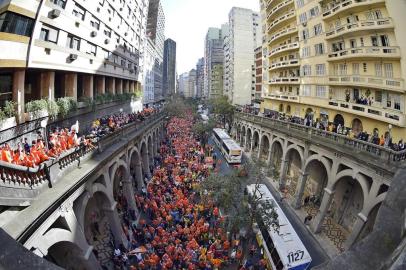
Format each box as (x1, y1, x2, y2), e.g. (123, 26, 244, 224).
(196, 57, 204, 98)
(162, 38, 176, 98)
(261, 0, 406, 141)
(0, 0, 149, 123)
(253, 46, 263, 105)
(224, 7, 261, 106)
(177, 72, 188, 97)
(186, 69, 196, 98)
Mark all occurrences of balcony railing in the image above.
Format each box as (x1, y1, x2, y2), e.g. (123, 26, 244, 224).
(322, 0, 385, 19)
(327, 46, 400, 61)
(328, 75, 404, 92)
(266, 93, 300, 102)
(269, 77, 300, 84)
(268, 10, 296, 32)
(325, 18, 393, 39)
(268, 27, 298, 45)
(236, 111, 406, 165)
(269, 58, 299, 70)
(267, 0, 294, 21)
(269, 42, 299, 57)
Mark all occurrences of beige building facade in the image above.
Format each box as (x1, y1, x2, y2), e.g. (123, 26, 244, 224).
(261, 0, 406, 142)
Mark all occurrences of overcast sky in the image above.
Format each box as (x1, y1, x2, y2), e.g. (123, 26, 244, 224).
(161, 0, 260, 75)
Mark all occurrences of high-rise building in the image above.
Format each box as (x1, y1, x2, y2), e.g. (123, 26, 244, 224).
(186, 69, 197, 98)
(253, 46, 263, 107)
(204, 27, 227, 99)
(178, 72, 189, 96)
(0, 0, 148, 123)
(145, 0, 165, 102)
(163, 38, 177, 98)
(196, 58, 205, 98)
(224, 7, 261, 106)
(261, 0, 406, 141)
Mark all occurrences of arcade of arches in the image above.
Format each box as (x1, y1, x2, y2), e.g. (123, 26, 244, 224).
(233, 121, 389, 252)
(23, 123, 165, 270)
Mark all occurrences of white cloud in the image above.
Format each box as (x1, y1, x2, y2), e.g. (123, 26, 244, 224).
(161, 0, 260, 74)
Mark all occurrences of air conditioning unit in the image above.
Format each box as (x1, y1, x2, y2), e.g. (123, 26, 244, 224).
(49, 9, 61, 19)
(91, 31, 97, 37)
(69, 54, 78, 61)
(105, 39, 110, 44)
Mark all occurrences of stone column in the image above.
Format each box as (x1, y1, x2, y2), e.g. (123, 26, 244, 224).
(344, 213, 367, 249)
(116, 79, 123, 94)
(83, 75, 94, 99)
(106, 77, 115, 94)
(292, 170, 309, 209)
(64, 73, 77, 101)
(123, 178, 139, 215)
(311, 188, 335, 233)
(40, 71, 55, 100)
(123, 80, 129, 93)
(95, 76, 105, 96)
(103, 205, 128, 247)
(12, 70, 25, 124)
(134, 162, 144, 190)
(257, 138, 262, 160)
(279, 159, 289, 190)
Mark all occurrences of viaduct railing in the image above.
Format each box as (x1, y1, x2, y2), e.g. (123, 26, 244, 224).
(235, 112, 406, 167)
(0, 112, 166, 197)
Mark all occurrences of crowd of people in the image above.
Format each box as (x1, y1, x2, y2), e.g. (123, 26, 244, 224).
(108, 114, 265, 270)
(0, 108, 157, 168)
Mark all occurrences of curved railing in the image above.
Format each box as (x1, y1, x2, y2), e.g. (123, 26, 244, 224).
(235, 112, 406, 165)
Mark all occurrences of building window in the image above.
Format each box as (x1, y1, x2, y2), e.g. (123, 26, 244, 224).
(103, 49, 110, 60)
(302, 65, 312, 76)
(302, 47, 310, 57)
(316, 85, 327, 98)
(90, 16, 100, 30)
(0, 74, 12, 107)
(0, 12, 34, 37)
(314, 43, 324, 55)
(299, 12, 307, 23)
(51, 0, 67, 9)
(313, 23, 323, 36)
(366, 10, 383, 20)
(39, 24, 59, 43)
(302, 85, 311, 96)
(316, 64, 325, 75)
(384, 63, 393, 78)
(339, 64, 347, 75)
(375, 63, 382, 77)
(296, 0, 304, 8)
(87, 42, 97, 56)
(72, 3, 86, 21)
(309, 6, 319, 18)
(66, 34, 80, 50)
(353, 63, 360, 75)
(104, 26, 112, 37)
(302, 28, 309, 40)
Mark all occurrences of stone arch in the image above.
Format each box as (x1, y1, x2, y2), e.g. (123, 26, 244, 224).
(302, 157, 330, 205)
(246, 127, 253, 150)
(128, 147, 143, 192)
(259, 134, 270, 161)
(279, 104, 284, 113)
(283, 146, 304, 198)
(334, 114, 345, 127)
(241, 126, 247, 147)
(331, 169, 369, 204)
(286, 105, 291, 114)
(252, 130, 260, 152)
(236, 124, 242, 142)
(140, 140, 149, 179)
(270, 138, 284, 174)
(147, 134, 154, 165)
(44, 240, 95, 270)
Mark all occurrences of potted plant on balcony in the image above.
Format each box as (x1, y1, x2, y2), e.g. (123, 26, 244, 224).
(0, 101, 17, 131)
(25, 99, 49, 121)
(57, 97, 77, 118)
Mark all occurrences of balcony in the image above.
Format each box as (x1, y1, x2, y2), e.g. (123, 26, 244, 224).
(322, 0, 385, 20)
(269, 42, 299, 57)
(325, 18, 394, 39)
(268, 27, 298, 45)
(267, 0, 294, 21)
(327, 46, 401, 61)
(265, 92, 300, 102)
(328, 75, 404, 92)
(268, 10, 296, 32)
(269, 77, 300, 84)
(269, 58, 299, 70)
(326, 99, 406, 127)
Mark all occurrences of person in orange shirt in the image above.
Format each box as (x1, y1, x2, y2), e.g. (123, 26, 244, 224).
(1, 144, 13, 163)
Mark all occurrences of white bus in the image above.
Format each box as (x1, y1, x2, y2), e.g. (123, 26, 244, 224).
(212, 128, 242, 164)
(246, 184, 312, 270)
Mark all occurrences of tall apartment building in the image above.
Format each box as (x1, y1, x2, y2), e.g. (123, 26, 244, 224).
(261, 0, 406, 141)
(0, 0, 148, 123)
(253, 46, 263, 106)
(145, 0, 165, 102)
(196, 58, 205, 98)
(163, 38, 176, 98)
(178, 72, 188, 96)
(224, 7, 261, 106)
(186, 69, 197, 98)
(143, 38, 156, 105)
(203, 26, 227, 99)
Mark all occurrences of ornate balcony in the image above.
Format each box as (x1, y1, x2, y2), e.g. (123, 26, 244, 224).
(328, 75, 404, 92)
(269, 77, 300, 84)
(267, 0, 294, 21)
(268, 10, 296, 33)
(269, 58, 299, 70)
(327, 46, 401, 61)
(325, 18, 394, 39)
(269, 42, 299, 57)
(265, 92, 300, 102)
(268, 27, 298, 45)
(322, 0, 385, 20)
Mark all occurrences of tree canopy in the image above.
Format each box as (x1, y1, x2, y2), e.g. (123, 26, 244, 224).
(209, 96, 234, 130)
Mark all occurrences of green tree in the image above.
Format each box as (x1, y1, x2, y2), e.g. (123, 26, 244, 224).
(192, 119, 216, 148)
(209, 96, 234, 130)
(166, 97, 189, 118)
(199, 158, 279, 239)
